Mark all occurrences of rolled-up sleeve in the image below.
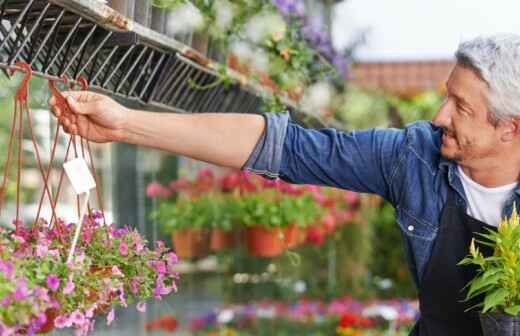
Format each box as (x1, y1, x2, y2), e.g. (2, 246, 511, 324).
(243, 112, 407, 201)
(242, 112, 290, 179)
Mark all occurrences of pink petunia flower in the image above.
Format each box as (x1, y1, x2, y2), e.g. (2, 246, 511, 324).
(154, 261, 167, 274)
(106, 308, 115, 326)
(119, 242, 128, 256)
(54, 315, 72, 328)
(136, 302, 146, 313)
(63, 275, 75, 295)
(46, 274, 60, 292)
(70, 310, 85, 326)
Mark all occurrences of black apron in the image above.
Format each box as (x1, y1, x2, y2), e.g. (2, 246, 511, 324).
(411, 190, 496, 336)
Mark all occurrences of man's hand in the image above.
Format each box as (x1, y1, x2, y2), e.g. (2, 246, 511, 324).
(48, 91, 128, 143)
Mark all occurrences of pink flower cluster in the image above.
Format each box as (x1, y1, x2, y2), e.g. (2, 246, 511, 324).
(0, 210, 180, 335)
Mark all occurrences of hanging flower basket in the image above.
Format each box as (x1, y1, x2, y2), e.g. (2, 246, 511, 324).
(0, 62, 180, 335)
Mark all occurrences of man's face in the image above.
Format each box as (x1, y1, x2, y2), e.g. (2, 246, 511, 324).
(432, 65, 504, 165)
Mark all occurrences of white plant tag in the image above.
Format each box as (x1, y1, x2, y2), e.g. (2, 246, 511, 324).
(63, 158, 96, 195)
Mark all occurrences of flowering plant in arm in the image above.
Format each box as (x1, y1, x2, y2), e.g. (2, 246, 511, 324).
(457, 206, 520, 335)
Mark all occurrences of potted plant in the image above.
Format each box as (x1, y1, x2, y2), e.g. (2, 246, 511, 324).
(280, 192, 323, 248)
(459, 206, 520, 336)
(0, 212, 179, 335)
(239, 190, 287, 257)
(154, 195, 214, 258)
(209, 194, 241, 252)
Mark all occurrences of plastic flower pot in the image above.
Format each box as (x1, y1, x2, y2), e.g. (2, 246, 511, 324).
(480, 312, 520, 336)
(245, 226, 284, 257)
(284, 224, 302, 248)
(210, 228, 238, 251)
(172, 228, 210, 258)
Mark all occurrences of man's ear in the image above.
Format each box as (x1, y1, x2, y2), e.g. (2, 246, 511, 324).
(501, 117, 520, 142)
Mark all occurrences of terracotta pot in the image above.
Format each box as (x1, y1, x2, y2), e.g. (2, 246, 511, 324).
(210, 228, 237, 251)
(284, 224, 302, 248)
(172, 228, 210, 258)
(36, 308, 58, 334)
(245, 226, 284, 257)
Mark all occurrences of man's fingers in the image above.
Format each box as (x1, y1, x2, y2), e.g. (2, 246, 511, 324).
(51, 106, 61, 118)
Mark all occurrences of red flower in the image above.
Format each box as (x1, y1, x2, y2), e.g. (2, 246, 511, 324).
(305, 226, 325, 246)
(322, 214, 336, 234)
(146, 182, 171, 198)
(339, 312, 373, 328)
(145, 315, 178, 332)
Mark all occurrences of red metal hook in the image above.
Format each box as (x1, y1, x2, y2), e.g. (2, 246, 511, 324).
(11, 61, 33, 103)
(49, 76, 75, 124)
(76, 76, 88, 90)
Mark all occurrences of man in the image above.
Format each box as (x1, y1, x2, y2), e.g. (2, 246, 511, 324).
(50, 34, 520, 335)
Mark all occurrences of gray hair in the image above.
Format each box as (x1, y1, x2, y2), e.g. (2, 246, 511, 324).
(455, 34, 520, 123)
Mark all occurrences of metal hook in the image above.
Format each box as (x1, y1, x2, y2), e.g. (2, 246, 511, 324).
(76, 76, 88, 90)
(11, 61, 33, 102)
(49, 76, 74, 123)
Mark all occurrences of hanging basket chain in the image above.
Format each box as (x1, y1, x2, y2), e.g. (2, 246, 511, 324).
(0, 61, 108, 253)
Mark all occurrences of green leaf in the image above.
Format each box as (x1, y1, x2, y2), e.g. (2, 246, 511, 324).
(504, 305, 520, 315)
(466, 273, 503, 299)
(483, 288, 509, 313)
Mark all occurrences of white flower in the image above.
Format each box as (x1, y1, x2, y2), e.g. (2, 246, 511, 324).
(217, 309, 234, 324)
(251, 50, 269, 73)
(214, 0, 235, 31)
(166, 3, 204, 35)
(301, 82, 334, 114)
(230, 41, 254, 62)
(244, 12, 286, 44)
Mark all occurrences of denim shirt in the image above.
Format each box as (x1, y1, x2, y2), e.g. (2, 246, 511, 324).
(243, 112, 520, 287)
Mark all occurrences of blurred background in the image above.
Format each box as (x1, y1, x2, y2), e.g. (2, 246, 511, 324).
(1, 0, 519, 335)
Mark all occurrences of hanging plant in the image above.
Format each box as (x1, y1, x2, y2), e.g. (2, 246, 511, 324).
(0, 63, 180, 335)
(151, 0, 350, 114)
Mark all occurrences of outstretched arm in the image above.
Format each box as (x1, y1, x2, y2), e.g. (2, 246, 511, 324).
(49, 91, 265, 169)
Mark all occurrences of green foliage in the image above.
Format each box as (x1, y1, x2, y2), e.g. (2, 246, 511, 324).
(337, 87, 443, 129)
(459, 206, 520, 314)
(154, 193, 221, 232)
(238, 191, 322, 229)
(280, 192, 323, 228)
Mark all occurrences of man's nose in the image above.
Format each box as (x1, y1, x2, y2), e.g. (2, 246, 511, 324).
(432, 100, 452, 128)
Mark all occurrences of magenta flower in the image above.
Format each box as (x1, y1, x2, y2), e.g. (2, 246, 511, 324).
(129, 277, 140, 295)
(13, 279, 30, 300)
(111, 266, 123, 276)
(46, 274, 60, 292)
(165, 252, 178, 265)
(63, 275, 75, 295)
(0, 260, 14, 279)
(154, 261, 167, 274)
(119, 241, 128, 256)
(146, 182, 172, 198)
(106, 308, 115, 326)
(70, 309, 85, 326)
(54, 315, 72, 328)
(136, 302, 146, 313)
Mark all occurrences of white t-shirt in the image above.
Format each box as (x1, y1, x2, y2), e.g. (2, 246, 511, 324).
(458, 166, 517, 227)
